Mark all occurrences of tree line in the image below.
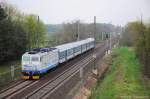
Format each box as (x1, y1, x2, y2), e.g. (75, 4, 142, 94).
(0, 2, 46, 63)
(121, 21, 150, 78)
(47, 20, 121, 46)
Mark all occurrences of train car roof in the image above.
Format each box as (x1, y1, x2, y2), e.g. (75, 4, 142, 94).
(22, 38, 94, 56)
(55, 38, 94, 52)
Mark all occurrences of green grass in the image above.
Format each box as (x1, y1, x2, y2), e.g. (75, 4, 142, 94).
(90, 47, 150, 99)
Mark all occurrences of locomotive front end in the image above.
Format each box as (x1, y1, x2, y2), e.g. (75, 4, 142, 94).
(22, 54, 41, 80)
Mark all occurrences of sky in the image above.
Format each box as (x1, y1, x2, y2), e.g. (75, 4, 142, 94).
(2, 0, 150, 26)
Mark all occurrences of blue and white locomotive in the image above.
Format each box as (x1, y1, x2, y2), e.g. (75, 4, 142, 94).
(22, 38, 95, 79)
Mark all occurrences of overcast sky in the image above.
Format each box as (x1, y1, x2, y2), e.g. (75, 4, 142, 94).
(2, 0, 150, 26)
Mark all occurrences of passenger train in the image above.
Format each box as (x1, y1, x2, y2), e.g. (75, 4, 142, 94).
(22, 38, 95, 79)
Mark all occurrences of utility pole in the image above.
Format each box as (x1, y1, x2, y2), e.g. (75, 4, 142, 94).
(106, 33, 109, 54)
(102, 32, 104, 40)
(77, 20, 80, 41)
(94, 16, 96, 40)
(37, 16, 39, 48)
(109, 32, 111, 51)
(140, 13, 143, 24)
(93, 16, 97, 70)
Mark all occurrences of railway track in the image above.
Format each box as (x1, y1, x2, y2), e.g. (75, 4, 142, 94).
(0, 81, 34, 98)
(0, 80, 24, 93)
(0, 80, 42, 98)
(24, 55, 93, 99)
(0, 39, 115, 99)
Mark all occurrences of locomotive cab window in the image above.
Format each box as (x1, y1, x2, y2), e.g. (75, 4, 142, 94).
(32, 57, 39, 62)
(22, 56, 30, 62)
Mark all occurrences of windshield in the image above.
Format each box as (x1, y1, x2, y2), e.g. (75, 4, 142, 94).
(22, 56, 30, 62)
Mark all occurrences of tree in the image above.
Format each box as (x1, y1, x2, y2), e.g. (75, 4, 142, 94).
(25, 15, 46, 50)
(0, 5, 6, 21)
(0, 4, 8, 62)
(0, 2, 46, 63)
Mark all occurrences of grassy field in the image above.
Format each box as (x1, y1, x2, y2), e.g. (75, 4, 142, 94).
(90, 47, 150, 99)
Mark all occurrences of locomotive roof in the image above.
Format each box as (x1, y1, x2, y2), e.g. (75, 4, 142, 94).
(23, 47, 58, 56)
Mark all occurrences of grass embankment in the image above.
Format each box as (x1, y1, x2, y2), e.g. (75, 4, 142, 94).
(90, 47, 150, 99)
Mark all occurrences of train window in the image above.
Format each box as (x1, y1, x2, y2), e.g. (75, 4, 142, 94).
(23, 56, 30, 62)
(67, 49, 73, 56)
(41, 56, 46, 63)
(32, 57, 39, 62)
(82, 44, 86, 50)
(74, 46, 81, 53)
(59, 51, 66, 59)
(74, 47, 78, 52)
